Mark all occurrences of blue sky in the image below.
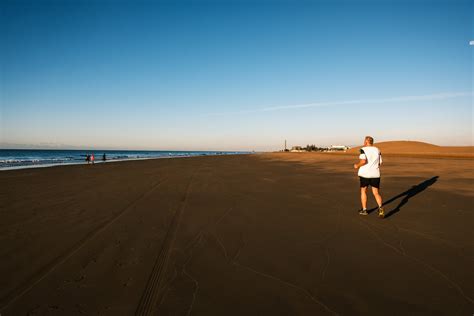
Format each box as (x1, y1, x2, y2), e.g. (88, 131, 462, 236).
(1, 0, 472, 150)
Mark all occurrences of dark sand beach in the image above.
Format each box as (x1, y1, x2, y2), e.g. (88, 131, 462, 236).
(1, 153, 473, 315)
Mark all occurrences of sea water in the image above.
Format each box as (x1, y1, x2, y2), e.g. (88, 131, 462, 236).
(0, 149, 249, 170)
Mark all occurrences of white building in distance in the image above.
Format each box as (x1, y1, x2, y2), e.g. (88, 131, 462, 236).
(330, 145, 350, 151)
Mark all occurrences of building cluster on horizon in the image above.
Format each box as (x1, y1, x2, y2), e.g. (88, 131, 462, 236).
(282, 144, 350, 153)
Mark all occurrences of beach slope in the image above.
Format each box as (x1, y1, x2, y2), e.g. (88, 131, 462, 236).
(347, 140, 473, 158)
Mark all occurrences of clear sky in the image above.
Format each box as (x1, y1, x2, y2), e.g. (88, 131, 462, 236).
(1, 0, 472, 151)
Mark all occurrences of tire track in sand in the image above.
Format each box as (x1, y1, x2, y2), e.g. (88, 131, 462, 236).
(0, 179, 167, 313)
(135, 166, 200, 316)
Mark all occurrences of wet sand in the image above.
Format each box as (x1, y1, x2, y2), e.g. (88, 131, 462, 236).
(1, 153, 473, 315)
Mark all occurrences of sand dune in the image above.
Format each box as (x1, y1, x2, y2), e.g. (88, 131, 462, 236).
(348, 140, 473, 158)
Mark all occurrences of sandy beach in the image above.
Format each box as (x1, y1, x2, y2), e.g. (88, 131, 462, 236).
(1, 153, 473, 315)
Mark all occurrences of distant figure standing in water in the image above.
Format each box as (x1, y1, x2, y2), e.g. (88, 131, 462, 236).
(86, 154, 90, 164)
(102, 153, 106, 162)
(353, 136, 385, 218)
(90, 153, 95, 164)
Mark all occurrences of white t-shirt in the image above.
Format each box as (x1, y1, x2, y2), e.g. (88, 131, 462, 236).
(358, 146, 382, 178)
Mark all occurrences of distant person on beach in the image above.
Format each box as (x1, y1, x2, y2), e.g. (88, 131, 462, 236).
(353, 136, 385, 218)
(90, 153, 95, 164)
(86, 154, 90, 164)
(102, 153, 106, 161)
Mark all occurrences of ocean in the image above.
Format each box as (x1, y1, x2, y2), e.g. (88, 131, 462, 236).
(0, 149, 250, 170)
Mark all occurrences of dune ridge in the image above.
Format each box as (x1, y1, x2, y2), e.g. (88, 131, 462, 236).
(347, 140, 473, 158)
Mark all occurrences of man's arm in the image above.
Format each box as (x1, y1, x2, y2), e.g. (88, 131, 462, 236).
(354, 148, 367, 169)
(354, 159, 367, 169)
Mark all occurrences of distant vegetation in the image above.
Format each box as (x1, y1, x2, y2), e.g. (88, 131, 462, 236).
(284, 145, 349, 152)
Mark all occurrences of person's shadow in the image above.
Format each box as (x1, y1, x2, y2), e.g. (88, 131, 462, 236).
(368, 176, 439, 218)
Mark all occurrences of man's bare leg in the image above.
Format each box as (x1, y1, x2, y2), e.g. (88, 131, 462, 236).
(372, 187, 384, 218)
(371, 187, 383, 207)
(360, 187, 368, 210)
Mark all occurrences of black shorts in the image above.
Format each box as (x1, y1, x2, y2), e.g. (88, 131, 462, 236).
(359, 177, 380, 188)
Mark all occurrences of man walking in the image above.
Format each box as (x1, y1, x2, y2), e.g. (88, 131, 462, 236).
(353, 136, 385, 218)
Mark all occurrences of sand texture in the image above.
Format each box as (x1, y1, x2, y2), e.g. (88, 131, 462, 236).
(1, 153, 473, 315)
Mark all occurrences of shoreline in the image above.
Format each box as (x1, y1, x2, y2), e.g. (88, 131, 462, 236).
(0, 152, 253, 172)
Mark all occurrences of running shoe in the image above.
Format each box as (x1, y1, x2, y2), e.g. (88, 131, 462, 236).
(358, 209, 368, 215)
(378, 207, 385, 219)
